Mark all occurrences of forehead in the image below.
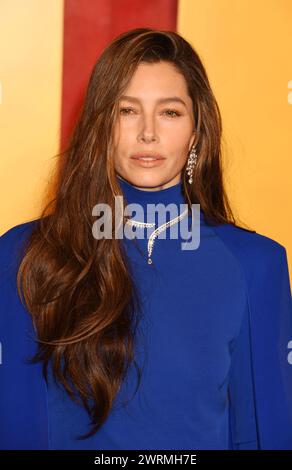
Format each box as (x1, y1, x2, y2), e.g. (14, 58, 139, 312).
(122, 62, 190, 102)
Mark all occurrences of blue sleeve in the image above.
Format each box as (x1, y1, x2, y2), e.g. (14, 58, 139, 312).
(228, 246, 292, 450)
(214, 223, 292, 449)
(251, 246, 292, 449)
(0, 222, 49, 449)
(228, 297, 259, 450)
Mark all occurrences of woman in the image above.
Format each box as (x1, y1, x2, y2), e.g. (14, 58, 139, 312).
(0, 28, 291, 450)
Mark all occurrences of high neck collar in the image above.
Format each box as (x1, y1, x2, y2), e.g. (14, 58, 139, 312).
(117, 175, 206, 226)
(117, 175, 186, 206)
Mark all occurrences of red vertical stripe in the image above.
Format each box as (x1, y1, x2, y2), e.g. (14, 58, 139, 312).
(61, 0, 178, 150)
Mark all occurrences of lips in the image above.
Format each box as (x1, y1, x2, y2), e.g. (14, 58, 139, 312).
(131, 152, 165, 160)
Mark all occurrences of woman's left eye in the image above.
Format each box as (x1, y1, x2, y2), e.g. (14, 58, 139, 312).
(164, 109, 181, 118)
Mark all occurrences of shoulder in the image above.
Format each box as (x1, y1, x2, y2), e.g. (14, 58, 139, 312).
(213, 222, 291, 331)
(0, 218, 39, 249)
(0, 218, 41, 275)
(212, 221, 288, 269)
(212, 222, 290, 295)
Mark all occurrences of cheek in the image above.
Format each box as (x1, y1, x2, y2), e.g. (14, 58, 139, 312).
(171, 138, 191, 158)
(115, 123, 133, 145)
(113, 119, 131, 144)
(113, 141, 131, 169)
(169, 141, 191, 169)
(162, 125, 191, 144)
(113, 131, 130, 159)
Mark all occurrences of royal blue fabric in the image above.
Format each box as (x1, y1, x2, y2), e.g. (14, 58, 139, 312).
(1, 177, 291, 449)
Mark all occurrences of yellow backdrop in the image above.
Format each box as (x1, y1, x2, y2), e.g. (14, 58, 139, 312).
(178, 0, 292, 275)
(0, 0, 63, 232)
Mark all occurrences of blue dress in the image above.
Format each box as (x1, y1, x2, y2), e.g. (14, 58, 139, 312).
(1, 177, 292, 449)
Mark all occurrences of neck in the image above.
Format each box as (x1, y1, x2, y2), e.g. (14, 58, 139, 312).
(117, 175, 186, 206)
(116, 174, 205, 228)
(117, 175, 181, 192)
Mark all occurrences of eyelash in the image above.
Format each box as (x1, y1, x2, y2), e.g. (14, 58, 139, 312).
(119, 107, 181, 118)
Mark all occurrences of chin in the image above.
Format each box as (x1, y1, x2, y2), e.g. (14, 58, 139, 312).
(132, 176, 166, 189)
(119, 171, 162, 188)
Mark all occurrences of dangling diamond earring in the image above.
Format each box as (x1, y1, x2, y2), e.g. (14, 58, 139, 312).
(186, 145, 198, 184)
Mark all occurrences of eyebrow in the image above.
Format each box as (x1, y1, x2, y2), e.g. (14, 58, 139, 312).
(119, 95, 187, 108)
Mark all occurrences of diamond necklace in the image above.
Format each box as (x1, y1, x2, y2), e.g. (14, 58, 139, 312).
(125, 207, 189, 264)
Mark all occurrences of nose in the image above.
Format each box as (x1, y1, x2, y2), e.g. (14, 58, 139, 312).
(138, 116, 158, 143)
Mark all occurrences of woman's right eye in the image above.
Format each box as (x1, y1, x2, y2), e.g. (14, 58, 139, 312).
(119, 107, 134, 115)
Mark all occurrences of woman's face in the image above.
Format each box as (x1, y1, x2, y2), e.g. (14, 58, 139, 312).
(113, 61, 196, 191)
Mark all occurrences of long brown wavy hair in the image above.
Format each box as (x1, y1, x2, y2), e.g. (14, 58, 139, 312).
(17, 28, 255, 439)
